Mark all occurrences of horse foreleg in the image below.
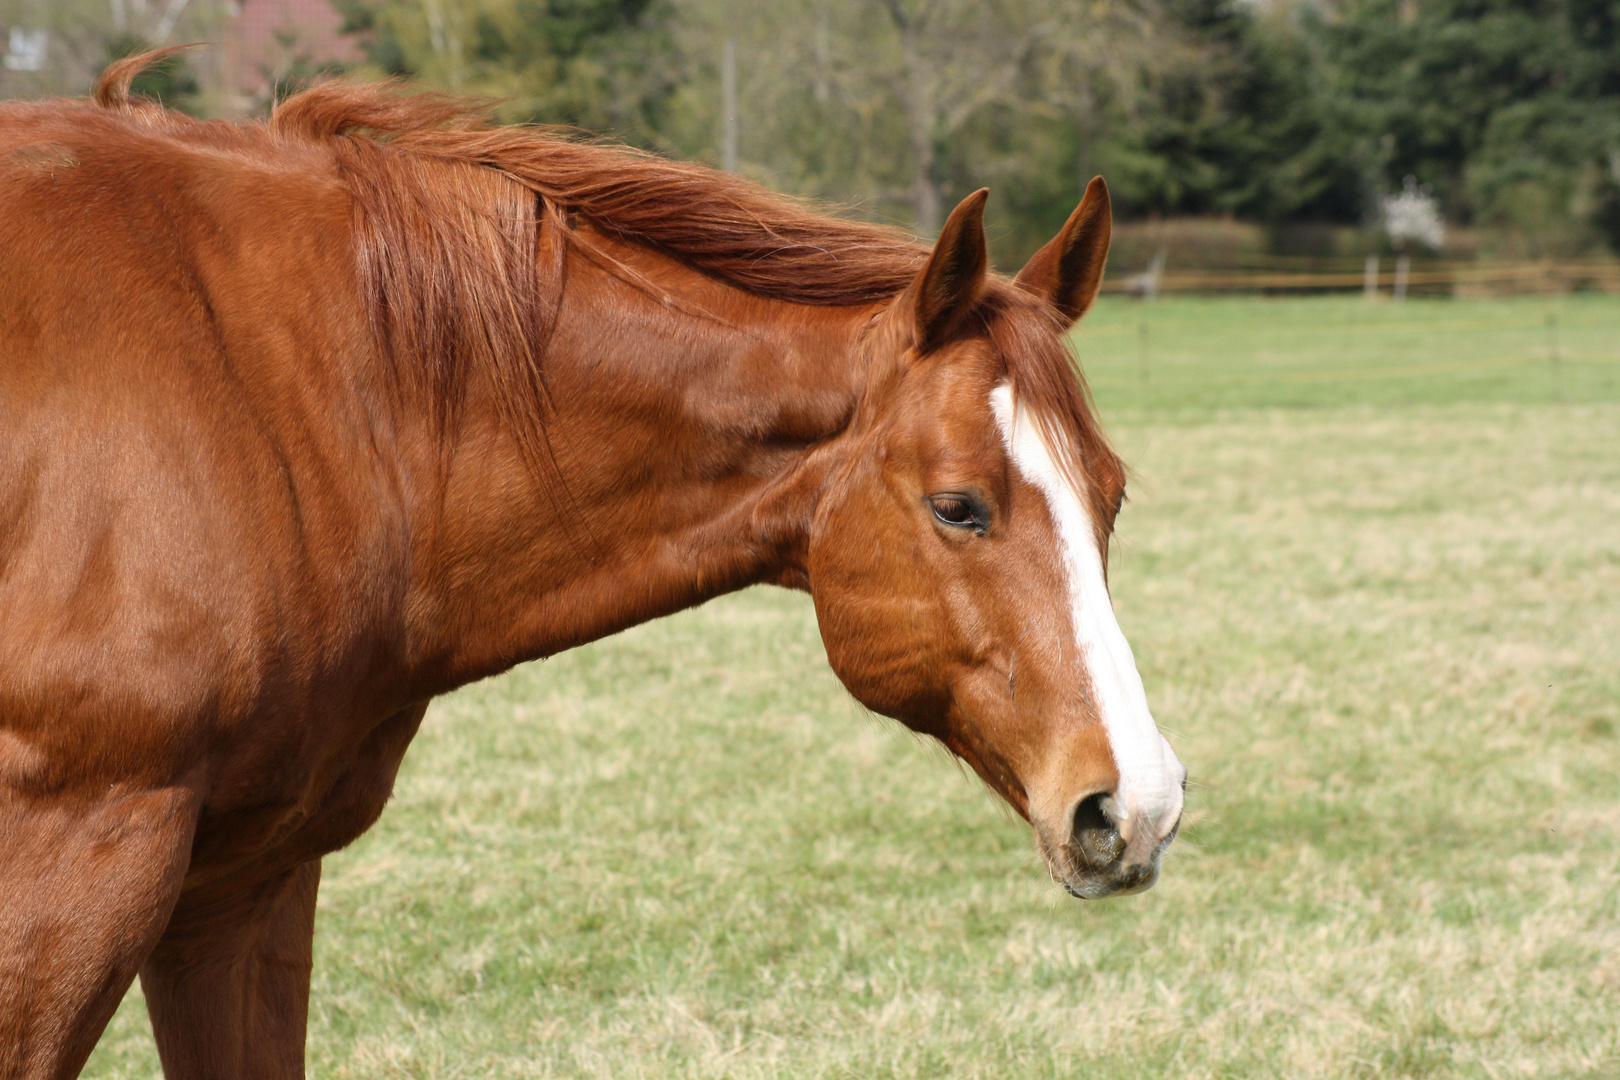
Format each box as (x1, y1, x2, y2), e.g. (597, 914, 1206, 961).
(140, 859, 322, 1080)
(0, 785, 200, 1080)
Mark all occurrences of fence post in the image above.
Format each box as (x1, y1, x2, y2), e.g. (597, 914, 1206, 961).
(1143, 249, 1165, 301)
(1364, 254, 1379, 300)
(1546, 311, 1562, 401)
(721, 37, 738, 174)
(1393, 254, 1410, 301)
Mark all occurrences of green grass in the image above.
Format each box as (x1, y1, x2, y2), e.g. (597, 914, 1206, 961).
(1075, 294, 1619, 411)
(85, 295, 1620, 1078)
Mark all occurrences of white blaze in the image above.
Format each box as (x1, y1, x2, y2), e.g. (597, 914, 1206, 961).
(990, 384, 1184, 842)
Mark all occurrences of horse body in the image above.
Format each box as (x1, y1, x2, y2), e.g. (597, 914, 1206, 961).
(0, 55, 1184, 1079)
(2, 100, 407, 861)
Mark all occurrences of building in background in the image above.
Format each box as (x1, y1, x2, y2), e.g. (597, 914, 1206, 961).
(0, 0, 359, 113)
(217, 0, 359, 111)
(4, 26, 47, 71)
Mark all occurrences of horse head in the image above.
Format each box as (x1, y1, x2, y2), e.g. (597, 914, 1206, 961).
(807, 180, 1186, 899)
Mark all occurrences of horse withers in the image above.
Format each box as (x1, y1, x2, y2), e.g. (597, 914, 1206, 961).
(0, 52, 1185, 1078)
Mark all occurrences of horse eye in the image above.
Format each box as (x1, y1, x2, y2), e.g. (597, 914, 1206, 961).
(931, 497, 977, 528)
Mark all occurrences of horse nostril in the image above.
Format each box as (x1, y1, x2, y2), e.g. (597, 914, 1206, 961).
(1071, 792, 1125, 868)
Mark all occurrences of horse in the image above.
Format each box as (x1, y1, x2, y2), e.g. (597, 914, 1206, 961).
(0, 51, 1186, 1078)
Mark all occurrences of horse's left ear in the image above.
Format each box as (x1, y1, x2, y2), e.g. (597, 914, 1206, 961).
(908, 188, 990, 352)
(1015, 176, 1111, 328)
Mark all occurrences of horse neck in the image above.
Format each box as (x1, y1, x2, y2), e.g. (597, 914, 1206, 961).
(404, 234, 876, 692)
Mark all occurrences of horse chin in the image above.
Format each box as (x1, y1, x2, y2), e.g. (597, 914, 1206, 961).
(1056, 855, 1162, 900)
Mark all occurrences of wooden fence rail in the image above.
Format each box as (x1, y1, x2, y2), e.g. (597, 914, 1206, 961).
(1100, 260, 1620, 296)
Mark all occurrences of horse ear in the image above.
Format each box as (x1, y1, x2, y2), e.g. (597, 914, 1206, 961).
(1015, 176, 1111, 328)
(909, 188, 990, 351)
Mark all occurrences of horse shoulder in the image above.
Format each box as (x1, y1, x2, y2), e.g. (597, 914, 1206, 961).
(0, 107, 409, 811)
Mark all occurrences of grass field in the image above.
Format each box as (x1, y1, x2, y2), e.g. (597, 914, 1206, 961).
(85, 296, 1620, 1078)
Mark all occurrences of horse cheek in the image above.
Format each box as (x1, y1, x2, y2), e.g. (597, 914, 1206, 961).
(808, 483, 945, 730)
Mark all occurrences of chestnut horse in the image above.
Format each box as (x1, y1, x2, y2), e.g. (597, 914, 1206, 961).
(0, 53, 1185, 1078)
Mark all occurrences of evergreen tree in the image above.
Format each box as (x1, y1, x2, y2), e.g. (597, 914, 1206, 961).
(1315, 0, 1620, 248)
(335, 0, 680, 140)
(1110, 0, 1364, 222)
(320, 0, 1620, 252)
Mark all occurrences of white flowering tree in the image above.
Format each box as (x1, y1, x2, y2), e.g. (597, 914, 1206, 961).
(1383, 175, 1445, 252)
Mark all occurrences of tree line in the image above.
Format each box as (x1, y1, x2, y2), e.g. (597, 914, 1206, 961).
(7, 0, 1618, 259)
(332, 0, 1620, 259)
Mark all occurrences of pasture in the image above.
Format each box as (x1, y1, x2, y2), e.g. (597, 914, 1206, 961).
(85, 295, 1619, 1079)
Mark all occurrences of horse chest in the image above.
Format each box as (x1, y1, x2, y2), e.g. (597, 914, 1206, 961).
(187, 702, 429, 883)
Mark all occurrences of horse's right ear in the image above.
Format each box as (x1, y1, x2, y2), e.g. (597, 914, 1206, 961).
(1015, 176, 1111, 329)
(907, 188, 990, 352)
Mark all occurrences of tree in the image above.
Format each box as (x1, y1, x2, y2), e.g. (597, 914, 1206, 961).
(664, 0, 1173, 262)
(0, 0, 213, 102)
(1107, 0, 1364, 222)
(335, 0, 681, 138)
(1313, 0, 1620, 249)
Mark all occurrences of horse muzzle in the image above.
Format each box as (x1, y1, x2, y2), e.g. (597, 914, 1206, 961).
(1046, 791, 1182, 900)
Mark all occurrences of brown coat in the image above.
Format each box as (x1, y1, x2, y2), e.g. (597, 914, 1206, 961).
(0, 53, 1180, 1078)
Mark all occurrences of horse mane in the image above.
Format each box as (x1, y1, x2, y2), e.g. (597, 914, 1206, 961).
(90, 54, 1122, 517)
(271, 79, 930, 309)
